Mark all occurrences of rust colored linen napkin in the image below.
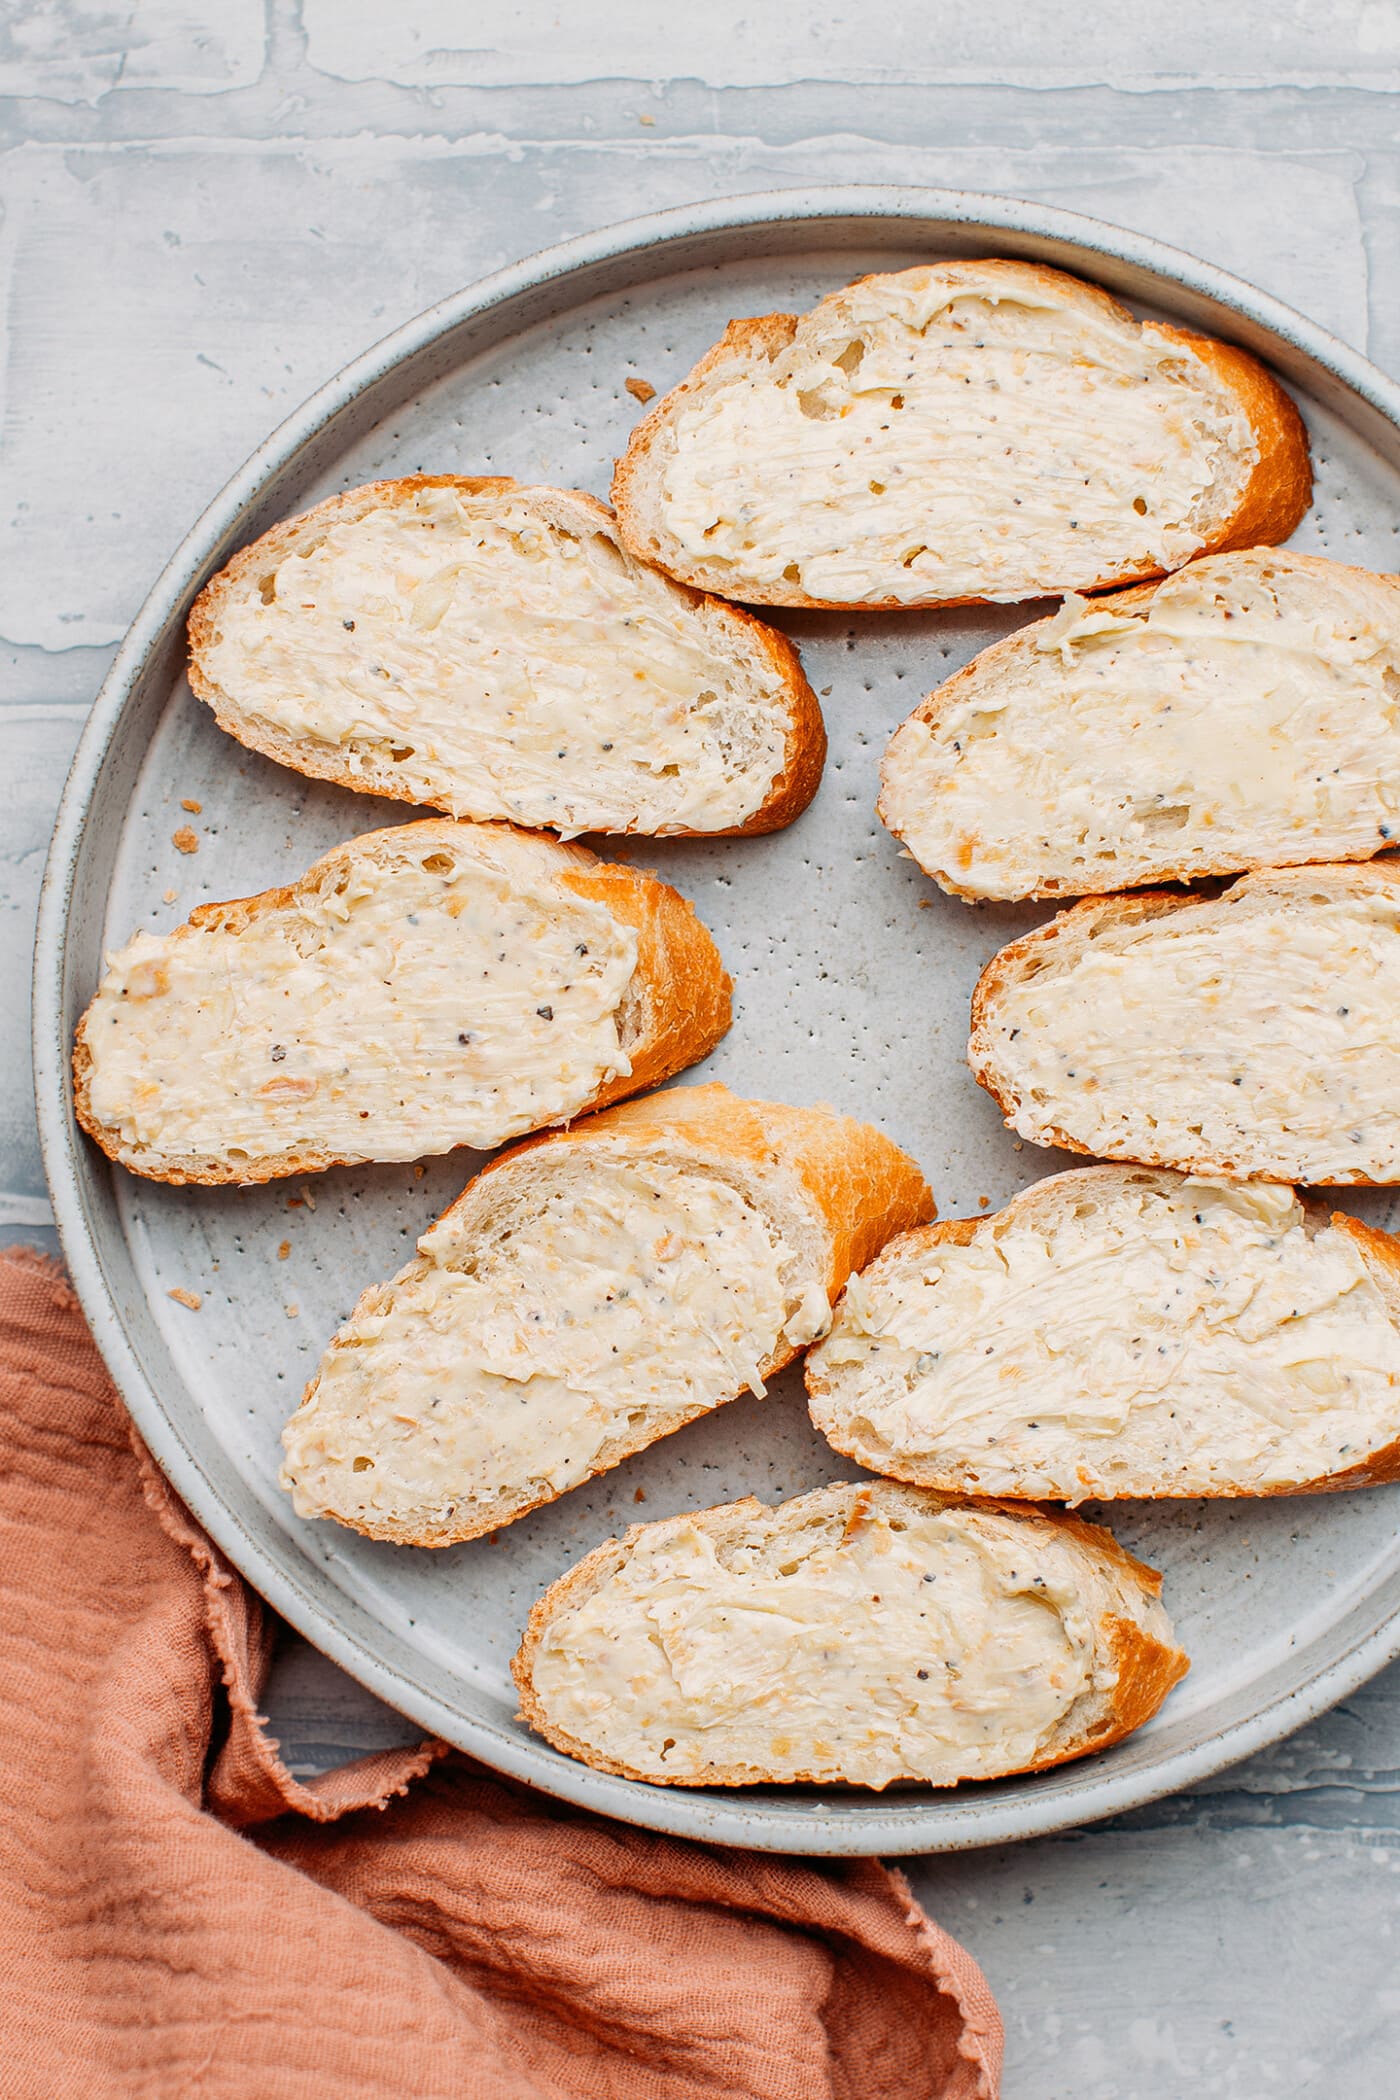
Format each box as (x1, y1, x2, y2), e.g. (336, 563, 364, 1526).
(0, 1246, 1002, 2098)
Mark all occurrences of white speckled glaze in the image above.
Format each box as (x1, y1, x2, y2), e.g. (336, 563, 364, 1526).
(33, 189, 1400, 1854)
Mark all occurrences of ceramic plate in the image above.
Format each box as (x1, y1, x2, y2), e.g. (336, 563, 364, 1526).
(35, 189, 1400, 1853)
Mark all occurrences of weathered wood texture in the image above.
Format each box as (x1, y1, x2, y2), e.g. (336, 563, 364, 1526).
(4, 6, 1398, 2090)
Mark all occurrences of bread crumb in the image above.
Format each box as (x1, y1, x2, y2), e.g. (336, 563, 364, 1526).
(819, 686, 833, 697)
(277, 1240, 291, 1261)
(633, 1486, 647, 1503)
(978, 1195, 991, 1209)
(172, 826, 199, 854)
(625, 376, 656, 404)
(167, 1287, 202, 1311)
(638, 113, 655, 126)
(286, 1196, 303, 1210)
(413, 1164, 425, 1179)
(300, 1184, 318, 1212)
(181, 798, 202, 814)
(918, 898, 934, 909)
(285, 1304, 299, 1319)
(162, 888, 177, 904)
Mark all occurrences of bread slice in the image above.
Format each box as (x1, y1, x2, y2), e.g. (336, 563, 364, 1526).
(968, 862, 1400, 1184)
(512, 1480, 1187, 1789)
(612, 260, 1310, 611)
(74, 819, 731, 1185)
(280, 1084, 933, 1546)
(807, 1167, 1400, 1502)
(880, 549, 1400, 901)
(187, 477, 824, 838)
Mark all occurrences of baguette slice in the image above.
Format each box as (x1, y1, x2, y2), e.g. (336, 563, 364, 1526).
(512, 1480, 1187, 1789)
(188, 477, 825, 837)
(612, 260, 1310, 611)
(280, 1084, 933, 1546)
(968, 863, 1400, 1184)
(74, 819, 730, 1185)
(807, 1167, 1400, 1502)
(880, 550, 1400, 901)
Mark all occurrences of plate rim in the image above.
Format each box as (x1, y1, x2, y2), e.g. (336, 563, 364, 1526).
(33, 182, 1400, 1855)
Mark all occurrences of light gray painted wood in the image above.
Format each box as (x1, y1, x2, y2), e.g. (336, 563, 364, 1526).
(5, 4, 1399, 2086)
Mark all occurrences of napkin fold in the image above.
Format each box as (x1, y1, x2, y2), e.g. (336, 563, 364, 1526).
(0, 1247, 1001, 2098)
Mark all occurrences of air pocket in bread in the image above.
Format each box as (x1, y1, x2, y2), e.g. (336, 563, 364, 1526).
(74, 819, 730, 1183)
(880, 550, 1400, 900)
(968, 863, 1400, 1184)
(280, 1084, 932, 1544)
(612, 260, 1310, 610)
(807, 1167, 1400, 1501)
(188, 477, 824, 836)
(512, 1480, 1187, 1788)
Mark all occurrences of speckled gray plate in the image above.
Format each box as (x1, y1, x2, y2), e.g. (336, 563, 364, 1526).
(33, 188, 1400, 1854)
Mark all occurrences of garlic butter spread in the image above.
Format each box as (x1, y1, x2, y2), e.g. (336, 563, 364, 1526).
(528, 1494, 1113, 1786)
(811, 1177, 1400, 1499)
(83, 839, 638, 1169)
(883, 558, 1400, 897)
(282, 1159, 830, 1538)
(979, 883, 1400, 1181)
(656, 268, 1255, 604)
(200, 486, 789, 832)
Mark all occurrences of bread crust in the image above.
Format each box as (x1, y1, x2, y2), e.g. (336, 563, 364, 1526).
(286, 1084, 934, 1546)
(612, 261, 1312, 611)
(510, 1480, 1189, 1788)
(807, 1166, 1400, 1499)
(967, 861, 1400, 1185)
(73, 818, 732, 1185)
(187, 475, 825, 837)
(880, 548, 1400, 900)
(474, 1080, 935, 1299)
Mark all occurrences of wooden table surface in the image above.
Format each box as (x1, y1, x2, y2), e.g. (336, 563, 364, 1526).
(5, 5, 1399, 2091)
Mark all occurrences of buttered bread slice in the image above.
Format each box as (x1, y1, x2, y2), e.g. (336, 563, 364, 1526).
(74, 819, 730, 1184)
(188, 478, 824, 836)
(881, 551, 1400, 900)
(807, 1168, 1400, 1502)
(512, 1481, 1187, 1788)
(969, 863, 1400, 1184)
(612, 259, 1310, 610)
(280, 1085, 932, 1545)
